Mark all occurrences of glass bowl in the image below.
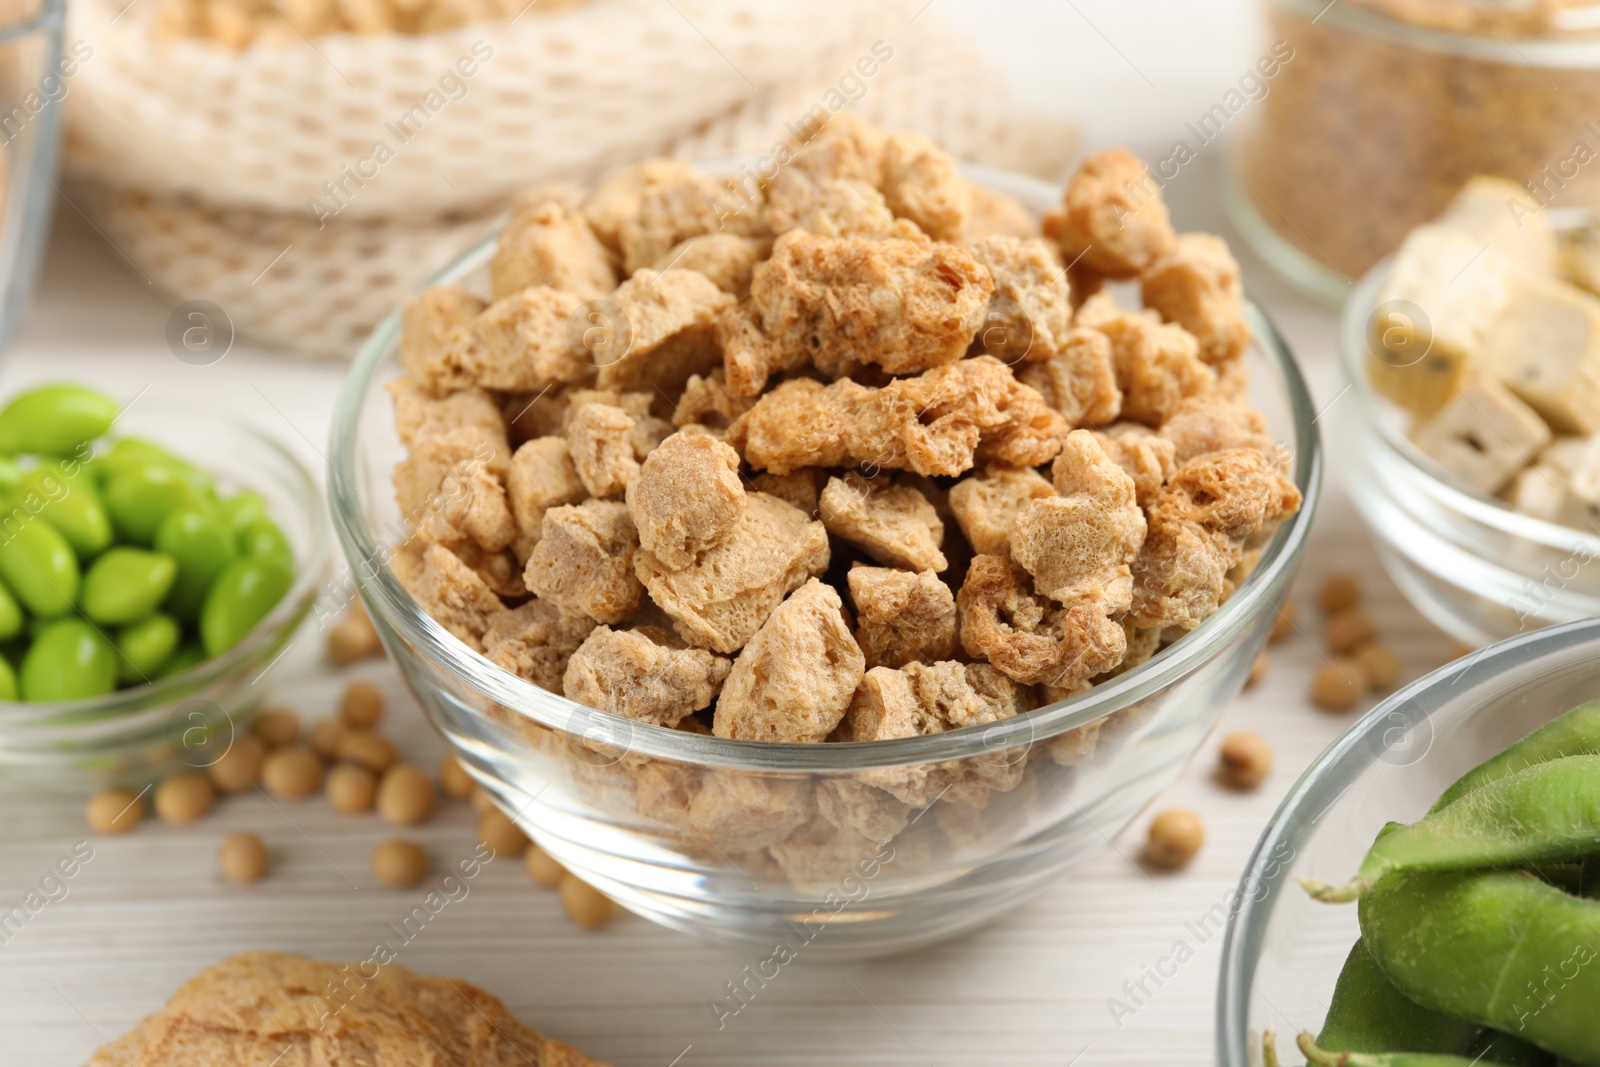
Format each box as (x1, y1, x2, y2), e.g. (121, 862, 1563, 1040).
(0, 0, 65, 352)
(0, 400, 330, 789)
(1217, 615, 1600, 1065)
(1335, 253, 1600, 646)
(330, 167, 1323, 956)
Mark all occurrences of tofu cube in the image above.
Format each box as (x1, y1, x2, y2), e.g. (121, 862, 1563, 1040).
(1435, 176, 1558, 279)
(1481, 275, 1600, 434)
(1410, 376, 1552, 495)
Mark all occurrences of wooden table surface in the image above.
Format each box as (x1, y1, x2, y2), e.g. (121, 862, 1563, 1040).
(0, 126, 1459, 1067)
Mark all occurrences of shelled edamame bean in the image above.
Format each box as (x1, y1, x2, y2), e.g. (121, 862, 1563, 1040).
(0, 383, 298, 702)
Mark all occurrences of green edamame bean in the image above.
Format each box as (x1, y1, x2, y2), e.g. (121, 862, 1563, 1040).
(1311, 756, 1600, 901)
(0, 578, 23, 642)
(1360, 869, 1600, 1066)
(12, 461, 112, 559)
(1297, 1033, 1486, 1067)
(95, 438, 213, 496)
(0, 518, 79, 618)
(218, 491, 268, 536)
(199, 558, 292, 657)
(0, 457, 22, 492)
(1432, 700, 1600, 812)
(153, 508, 235, 622)
(0, 384, 118, 455)
(154, 640, 205, 680)
(19, 619, 117, 701)
(81, 547, 178, 625)
(1317, 939, 1479, 1055)
(103, 464, 209, 546)
(236, 517, 292, 567)
(0, 656, 15, 700)
(113, 613, 180, 685)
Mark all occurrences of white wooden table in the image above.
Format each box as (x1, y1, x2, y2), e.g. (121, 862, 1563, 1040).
(0, 11, 1460, 1061)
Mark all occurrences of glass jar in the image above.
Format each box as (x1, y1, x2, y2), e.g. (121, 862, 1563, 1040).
(1230, 0, 1600, 302)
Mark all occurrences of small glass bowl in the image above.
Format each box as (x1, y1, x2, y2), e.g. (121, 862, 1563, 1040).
(1217, 615, 1600, 1065)
(330, 168, 1323, 956)
(1335, 256, 1600, 646)
(0, 0, 65, 352)
(0, 400, 330, 789)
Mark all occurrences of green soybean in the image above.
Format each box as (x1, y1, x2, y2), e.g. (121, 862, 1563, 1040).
(1317, 939, 1479, 1055)
(0, 457, 22, 492)
(0, 384, 118, 455)
(0, 578, 22, 642)
(1432, 700, 1600, 812)
(13, 461, 112, 559)
(218, 491, 268, 536)
(81, 548, 177, 625)
(95, 438, 213, 495)
(153, 508, 235, 622)
(1314, 756, 1600, 901)
(154, 640, 205, 680)
(20, 619, 116, 701)
(1360, 869, 1600, 1066)
(112, 613, 180, 685)
(103, 464, 209, 546)
(236, 517, 292, 568)
(199, 558, 292, 657)
(0, 518, 79, 618)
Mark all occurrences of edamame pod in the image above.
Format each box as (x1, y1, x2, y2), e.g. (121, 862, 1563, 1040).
(199, 558, 292, 657)
(1465, 1029, 1554, 1067)
(0, 385, 117, 455)
(1297, 1033, 1493, 1066)
(113, 613, 180, 684)
(154, 508, 235, 622)
(1311, 756, 1600, 901)
(1360, 870, 1600, 1066)
(19, 619, 117, 701)
(1317, 939, 1478, 1055)
(103, 464, 209, 546)
(13, 461, 112, 558)
(81, 548, 178, 625)
(1432, 701, 1600, 812)
(0, 518, 79, 618)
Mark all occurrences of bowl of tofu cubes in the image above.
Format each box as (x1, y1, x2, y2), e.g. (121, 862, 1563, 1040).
(1339, 177, 1600, 645)
(331, 120, 1320, 954)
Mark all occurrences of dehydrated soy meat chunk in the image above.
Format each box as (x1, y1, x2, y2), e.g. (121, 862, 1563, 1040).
(626, 429, 746, 572)
(1095, 312, 1216, 427)
(672, 369, 753, 436)
(687, 773, 815, 854)
(957, 555, 1126, 687)
(456, 286, 591, 392)
(388, 378, 506, 452)
(720, 230, 993, 396)
(399, 286, 485, 394)
(619, 168, 768, 275)
(1091, 423, 1176, 507)
(565, 403, 639, 499)
(882, 130, 970, 242)
(1140, 233, 1250, 366)
(636, 492, 829, 653)
(489, 200, 616, 302)
(818, 472, 946, 573)
(651, 234, 769, 299)
(405, 543, 504, 652)
(948, 464, 1055, 558)
(847, 565, 956, 670)
(714, 579, 865, 743)
(763, 114, 888, 235)
(1044, 148, 1176, 279)
(522, 500, 642, 624)
(1159, 395, 1277, 466)
(1015, 326, 1122, 428)
(595, 269, 735, 397)
(966, 235, 1073, 363)
(562, 626, 731, 728)
(483, 600, 597, 693)
(506, 436, 586, 544)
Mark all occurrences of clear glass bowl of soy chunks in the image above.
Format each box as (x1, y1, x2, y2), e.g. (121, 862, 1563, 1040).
(1219, 618, 1600, 1067)
(0, 384, 328, 789)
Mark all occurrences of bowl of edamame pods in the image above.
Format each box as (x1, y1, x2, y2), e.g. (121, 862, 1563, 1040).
(0, 384, 329, 789)
(1219, 617, 1600, 1067)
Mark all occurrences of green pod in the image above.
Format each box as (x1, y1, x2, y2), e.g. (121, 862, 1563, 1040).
(1360, 869, 1600, 1066)
(0, 577, 23, 641)
(0, 656, 16, 700)
(12, 461, 112, 559)
(113, 612, 181, 685)
(218, 491, 268, 536)
(103, 463, 209, 546)
(20, 619, 117, 701)
(154, 508, 235, 622)
(199, 558, 292, 657)
(1345, 756, 1600, 895)
(236, 517, 292, 568)
(1297, 1033, 1496, 1067)
(154, 641, 205, 680)
(1318, 939, 1478, 1055)
(1466, 1029, 1555, 1067)
(81, 547, 178, 626)
(0, 518, 80, 618)
(0, 384, 118, 455)
(1433, 700, 1600, 812)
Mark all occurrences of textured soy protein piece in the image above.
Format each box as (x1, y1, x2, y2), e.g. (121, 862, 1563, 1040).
(489, 199, 616, 302)
(595, 268, 735, 397)
(818, 472, 947, 573)
(1139, 232, 1250, 366)
(562, 625, 731, 728)
(565, 402, 640, 500)
(847, 565, 957, 669)
(966, 234, 1073, 363)
(625, 429, 746, 572)
(957, 554, 1127, 687)
(521, 499, 642, 624)
(948, 464, 1056, 558)
(1016, 326, 1123, 428)
(1044, 148, 1176, 280)
(482, 599, 597, 694)
(881, 129, 971, 242)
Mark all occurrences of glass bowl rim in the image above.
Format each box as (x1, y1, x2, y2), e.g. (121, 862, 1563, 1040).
(1336, 242, 1600, 555)
(1214, 613, 1600, 1063)
(1274, 0, 1600, 57)
(329, 164, 1323, 773)
(0, 397, 331, 727)
(0, 0, 63, 45)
